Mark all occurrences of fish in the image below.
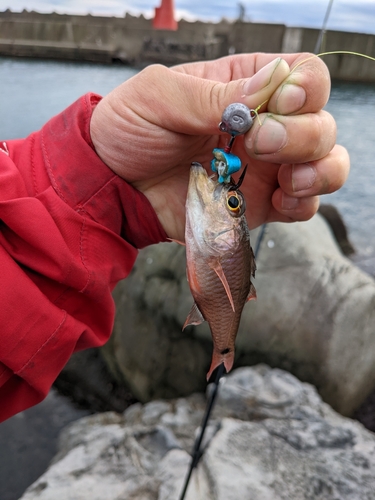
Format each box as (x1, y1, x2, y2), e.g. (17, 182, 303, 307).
(183, 162, 256, 381)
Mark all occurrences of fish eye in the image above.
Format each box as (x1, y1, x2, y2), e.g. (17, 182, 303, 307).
(228, 195, 239, 209)
(226, 191, 243, 215)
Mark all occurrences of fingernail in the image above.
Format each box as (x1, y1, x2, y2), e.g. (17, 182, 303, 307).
(292, 164, 316, 192)
(250, 115, 287, 154)
(276, 84, 307, 114)
(243, 58, 282, 95)
(281, 193, 299, 210)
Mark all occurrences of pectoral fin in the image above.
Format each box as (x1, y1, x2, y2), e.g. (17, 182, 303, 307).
(210, 260, 235, 312)
(183, 302, 205, 330)
(246, 283, 257, 302)
(167, 238, 186, 246)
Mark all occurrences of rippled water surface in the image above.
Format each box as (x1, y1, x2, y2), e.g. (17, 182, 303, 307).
(1, 57, 375, 256)
(0, 57, 137, 139)
(324, 81, 375, 257)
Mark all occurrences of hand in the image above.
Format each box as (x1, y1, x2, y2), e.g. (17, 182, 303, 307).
(90, 53, 349, 242)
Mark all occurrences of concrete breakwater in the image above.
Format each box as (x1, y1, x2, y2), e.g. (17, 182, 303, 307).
(1, 9, 375, 82)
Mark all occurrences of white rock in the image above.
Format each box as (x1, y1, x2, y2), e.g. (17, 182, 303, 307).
(20, 366, 375, 500)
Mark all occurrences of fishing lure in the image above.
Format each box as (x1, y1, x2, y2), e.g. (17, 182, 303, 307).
(211, 102, 257, 183)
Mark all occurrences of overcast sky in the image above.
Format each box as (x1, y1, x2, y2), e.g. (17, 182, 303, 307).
(1, 0, 375, 35)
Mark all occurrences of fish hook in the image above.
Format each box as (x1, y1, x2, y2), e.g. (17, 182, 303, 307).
(230, 164, 248, 191)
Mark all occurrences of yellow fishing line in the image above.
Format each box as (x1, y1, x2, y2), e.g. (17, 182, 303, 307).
(255, 51, 374, 121)
(291, 50, 375, 73)
(252, 98, 268, 125)
(317, 50, 375, 62)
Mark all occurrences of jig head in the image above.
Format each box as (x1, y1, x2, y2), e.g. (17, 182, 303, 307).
(211, 102, 255, 184)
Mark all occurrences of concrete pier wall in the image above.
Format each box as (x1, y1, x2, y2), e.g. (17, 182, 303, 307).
(299, 28, 375, 82)
(1, 9, 375, 82)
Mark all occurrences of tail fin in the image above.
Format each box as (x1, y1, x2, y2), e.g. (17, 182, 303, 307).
(206, 349, 234, 381)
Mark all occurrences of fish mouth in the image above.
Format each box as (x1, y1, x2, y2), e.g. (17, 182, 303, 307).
(188, 162, 216, 205)
(189, 162, 211, 184)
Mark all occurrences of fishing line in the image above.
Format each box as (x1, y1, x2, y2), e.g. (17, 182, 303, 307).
(314, 0, 335, 53)
(178, 362, 226, 500)
(254, 223, 267, 260)
(291, 50, 375, 75)
(317, 50, 375, 62)
(251, 98, 268, 125)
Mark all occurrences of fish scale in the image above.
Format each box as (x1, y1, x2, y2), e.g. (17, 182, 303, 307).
(207, 252, 252, 357)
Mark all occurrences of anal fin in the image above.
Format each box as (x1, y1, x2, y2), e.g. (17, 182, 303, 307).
(183, 302, 205, 330)
(246, 283, 257, 302)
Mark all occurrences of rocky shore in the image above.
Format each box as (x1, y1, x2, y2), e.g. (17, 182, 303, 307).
(18, 366, 375, 500)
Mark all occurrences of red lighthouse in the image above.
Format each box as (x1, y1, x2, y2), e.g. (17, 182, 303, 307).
(153, 0, 178, 30)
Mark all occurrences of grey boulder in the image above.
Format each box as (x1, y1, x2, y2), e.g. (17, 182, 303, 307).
(20, 365, 375, 500)
(106, 213, 375, 415)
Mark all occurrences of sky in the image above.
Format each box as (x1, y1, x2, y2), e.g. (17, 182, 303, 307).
(1, 0, 375, 35)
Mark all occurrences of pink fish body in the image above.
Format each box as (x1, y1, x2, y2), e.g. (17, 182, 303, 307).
(184, 163, 256, 380)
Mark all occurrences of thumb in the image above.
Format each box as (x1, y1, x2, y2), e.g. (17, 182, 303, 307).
(118, 58, 290, 135)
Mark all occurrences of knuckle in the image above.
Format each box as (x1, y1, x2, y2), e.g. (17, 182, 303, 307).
(208, 81, 222, 109)
(290, 54, 331, 110)
(304, 111, 336, 161)
(297, 196, 320, 220)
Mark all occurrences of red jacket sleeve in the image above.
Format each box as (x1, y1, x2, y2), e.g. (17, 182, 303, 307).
(0, 93, 167, 422)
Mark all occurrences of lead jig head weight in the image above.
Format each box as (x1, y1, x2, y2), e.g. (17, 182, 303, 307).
(219, 102, 254, 136)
